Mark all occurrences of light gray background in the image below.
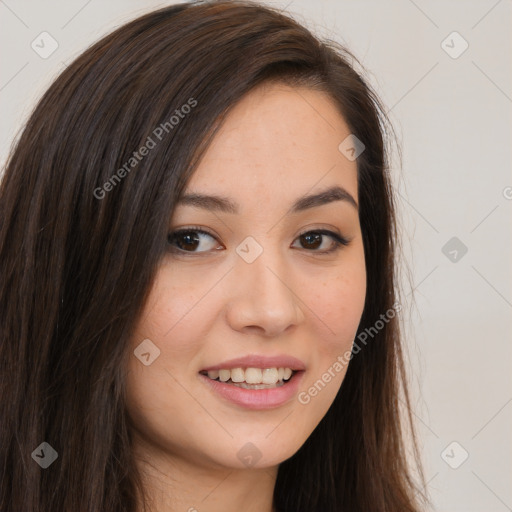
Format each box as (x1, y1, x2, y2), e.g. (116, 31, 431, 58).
(1, 1, 511, 510)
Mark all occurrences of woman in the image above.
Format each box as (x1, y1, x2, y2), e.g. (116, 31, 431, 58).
(0, 1, 426, 510)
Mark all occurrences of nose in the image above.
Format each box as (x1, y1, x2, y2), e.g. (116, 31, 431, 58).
(224, 247, 305, 337)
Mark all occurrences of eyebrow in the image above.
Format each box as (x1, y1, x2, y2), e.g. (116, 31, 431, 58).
(176, 185, 358, 213)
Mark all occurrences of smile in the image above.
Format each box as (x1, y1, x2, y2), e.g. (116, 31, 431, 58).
(200, 367, 295, 388)
(199, 368, 304, 410)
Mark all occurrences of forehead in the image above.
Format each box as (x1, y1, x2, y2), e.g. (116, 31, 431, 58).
(184, 83, 358, 207)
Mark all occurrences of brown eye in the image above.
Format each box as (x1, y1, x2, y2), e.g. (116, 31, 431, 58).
(299, 232, 322, 250)
(293, 230, 349, 254)
(167, 228, 219, 253)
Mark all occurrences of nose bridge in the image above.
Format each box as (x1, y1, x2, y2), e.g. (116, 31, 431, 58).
(227, 236, 302, 334)
(244, 245, 289, 299)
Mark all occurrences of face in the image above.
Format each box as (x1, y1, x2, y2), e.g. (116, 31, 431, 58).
(125, 83, 366, 472)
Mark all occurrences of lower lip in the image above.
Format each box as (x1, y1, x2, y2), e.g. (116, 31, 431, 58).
(199, 371, 305, 410)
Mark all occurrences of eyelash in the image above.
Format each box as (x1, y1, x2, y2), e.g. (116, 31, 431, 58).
(167, 225, 350, 256)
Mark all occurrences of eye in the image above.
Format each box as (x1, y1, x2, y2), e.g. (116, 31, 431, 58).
(167, 227, 350, 254)
(291, 229, 349, 254)
(167, 227, 221, 253)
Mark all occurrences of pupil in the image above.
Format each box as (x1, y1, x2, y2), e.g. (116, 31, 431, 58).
(301, 232, 321, 249)
(174, 232, 199, 251)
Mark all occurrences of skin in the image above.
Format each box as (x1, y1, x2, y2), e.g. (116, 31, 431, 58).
(125, 82, 367, 512)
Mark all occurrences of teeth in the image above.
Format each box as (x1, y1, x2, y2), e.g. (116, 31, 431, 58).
(231, 368, 245, 383)
(262, 368, 278, 384)
(245, 368, 262, 384)
(205, 367, 295, 384)
(218, 369, 230, 382)
(207, 370, 219, 380)
(231, 381, 285, 390)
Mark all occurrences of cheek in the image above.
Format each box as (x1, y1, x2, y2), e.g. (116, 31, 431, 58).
(289, 272, 365, 450)
(311, 259, 366, 354)
(132, 267, 214, 360)
(124, 273, 213, 461)
(298, 254, 366, 411)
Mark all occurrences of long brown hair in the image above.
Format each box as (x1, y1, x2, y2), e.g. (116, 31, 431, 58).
(0, 1, 426, 510)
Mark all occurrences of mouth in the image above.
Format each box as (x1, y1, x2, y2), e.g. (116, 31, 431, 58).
(198, 367, 305, 410)
(199, 367, 299, 390)
(198, 354, 306, 409)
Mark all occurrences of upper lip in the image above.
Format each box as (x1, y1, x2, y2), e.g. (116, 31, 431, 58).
(201, 354, 306, 372)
